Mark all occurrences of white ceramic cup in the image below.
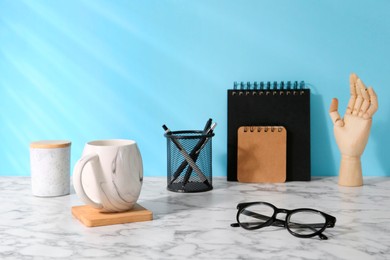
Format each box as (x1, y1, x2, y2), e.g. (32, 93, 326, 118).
(30, 140, 71, 197)
(73, 139, 143, 212)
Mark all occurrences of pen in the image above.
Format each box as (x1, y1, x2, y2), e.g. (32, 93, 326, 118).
(169, 119, 212, 185)
(182, 122, 217, 188)
(163, 125, 212, 188)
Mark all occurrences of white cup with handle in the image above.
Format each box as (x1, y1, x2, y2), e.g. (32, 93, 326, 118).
(73, 139, 143, 212)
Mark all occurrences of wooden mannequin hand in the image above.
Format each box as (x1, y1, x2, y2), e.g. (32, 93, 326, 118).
(331, 114, 372, 157)
(329, 73, 378, 186)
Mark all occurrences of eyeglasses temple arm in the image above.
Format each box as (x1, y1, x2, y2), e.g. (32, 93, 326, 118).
(238, 209, 286, 227)
(288, 222, 334, 229)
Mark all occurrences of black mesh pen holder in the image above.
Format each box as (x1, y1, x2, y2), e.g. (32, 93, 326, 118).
(165, 130, 214, 193)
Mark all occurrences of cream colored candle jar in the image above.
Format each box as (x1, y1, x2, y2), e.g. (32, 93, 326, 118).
(30, 140, 71, 197)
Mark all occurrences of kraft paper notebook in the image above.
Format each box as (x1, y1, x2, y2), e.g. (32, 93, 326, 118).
(227, 81, 310, 182)
(237, 126, 287, 183)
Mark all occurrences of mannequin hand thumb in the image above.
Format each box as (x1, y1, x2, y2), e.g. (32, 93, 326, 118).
(329, 98, 344, 127)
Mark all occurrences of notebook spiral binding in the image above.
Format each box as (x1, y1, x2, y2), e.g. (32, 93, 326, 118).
(232, 81, 306, 96)
(243, 126, 284, 133)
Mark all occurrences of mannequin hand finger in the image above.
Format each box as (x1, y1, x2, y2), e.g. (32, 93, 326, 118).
(349, 73, 358, 96)
(346, 73, 357, 114)
(352, 79, 363, 116)
(346, 96, 356, 115)
(359, 100, 370, 117)
(364, 87, 378, 119)
(358, 79, 370, 117)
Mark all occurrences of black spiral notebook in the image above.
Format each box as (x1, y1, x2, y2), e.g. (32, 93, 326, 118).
(227, 81, 310, 182)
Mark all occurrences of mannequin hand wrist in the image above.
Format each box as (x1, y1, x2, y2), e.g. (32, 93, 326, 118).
(341, 155, 361, 162)
(339, 155, 362, 186)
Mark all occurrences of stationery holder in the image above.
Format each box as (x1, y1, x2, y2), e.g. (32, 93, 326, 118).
(165, 130, 214, 193)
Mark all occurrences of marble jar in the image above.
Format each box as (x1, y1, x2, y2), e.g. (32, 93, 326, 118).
(30, 140, 71, 197)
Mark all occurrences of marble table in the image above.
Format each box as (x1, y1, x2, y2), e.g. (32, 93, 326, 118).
(0, 177, 389, 259)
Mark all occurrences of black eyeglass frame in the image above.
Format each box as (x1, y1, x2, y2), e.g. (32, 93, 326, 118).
(232, 202, 336, 240)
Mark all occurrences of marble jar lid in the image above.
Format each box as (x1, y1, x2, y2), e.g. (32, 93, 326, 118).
(30, 140, 71, 149)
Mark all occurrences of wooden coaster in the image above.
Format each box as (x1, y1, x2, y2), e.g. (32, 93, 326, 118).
(72, 203, 153, 227)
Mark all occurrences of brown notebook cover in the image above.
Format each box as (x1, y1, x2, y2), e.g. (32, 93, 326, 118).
(237, 126, 287, 183)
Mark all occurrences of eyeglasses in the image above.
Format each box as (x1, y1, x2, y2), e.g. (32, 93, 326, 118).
(231, 202, 336, 240)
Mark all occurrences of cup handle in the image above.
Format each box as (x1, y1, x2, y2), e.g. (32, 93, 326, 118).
(73, 153, 103, 209)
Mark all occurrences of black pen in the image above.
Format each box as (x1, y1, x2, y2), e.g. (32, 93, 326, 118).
(182, 122, 217, 188)
(163, 125, 212, 188)
(169, 119, 212, 185)
(195, 122, 216, 156)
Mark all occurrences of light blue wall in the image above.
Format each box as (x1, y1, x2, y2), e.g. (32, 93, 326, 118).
(1, 0, 389, 177)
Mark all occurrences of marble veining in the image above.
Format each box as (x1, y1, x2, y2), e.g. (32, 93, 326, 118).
(0, 177, 389, 259)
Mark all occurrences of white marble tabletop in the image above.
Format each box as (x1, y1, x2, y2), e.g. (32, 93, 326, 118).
(0, 176, 389, 259)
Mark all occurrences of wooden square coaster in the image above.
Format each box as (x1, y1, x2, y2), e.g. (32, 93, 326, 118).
(72, 203, 153, 227)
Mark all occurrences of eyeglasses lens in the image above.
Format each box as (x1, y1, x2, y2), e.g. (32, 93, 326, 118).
(287, 211, 326, 235)
(238, 204, 274, 229)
